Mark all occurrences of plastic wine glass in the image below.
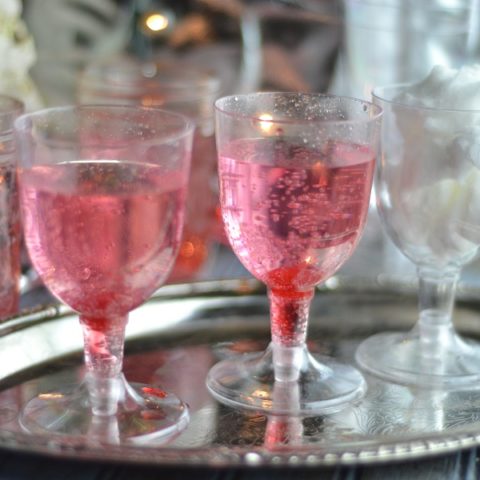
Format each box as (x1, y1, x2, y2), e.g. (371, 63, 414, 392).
(206, 92, 382, 414)
(16, 105, 194, 442)
(356, 86, 480, 388)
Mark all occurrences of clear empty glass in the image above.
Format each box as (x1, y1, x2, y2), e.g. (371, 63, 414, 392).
(339, 0, 479, 99)
(16, 105, 194, 442)
(356, 85, 480, 388)
(207, 92, 382, 414)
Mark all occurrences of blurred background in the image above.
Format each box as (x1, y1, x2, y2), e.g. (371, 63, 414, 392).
(3, 0, 480, 290)
(17, 0, 479, 104)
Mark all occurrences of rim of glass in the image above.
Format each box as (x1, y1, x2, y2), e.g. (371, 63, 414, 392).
(214, 92, 383, 125)
(14, 104, 196, 146)
(372, 84, 480, 113)
(79, 58, 222, 95)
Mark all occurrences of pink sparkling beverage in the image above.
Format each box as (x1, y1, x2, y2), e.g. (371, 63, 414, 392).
(20, 160, 186, 331)
(220, 138, 375, 342)
(0, 162, 20, 318)
(168, 130, 218, 282)
(0, 96, 23, 319)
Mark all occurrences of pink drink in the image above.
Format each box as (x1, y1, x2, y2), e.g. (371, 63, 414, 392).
(219, 138, 375, 294)
(0, 162, 20, 318)
(19, 160, 186, 330)
(168, 130, 217, 282)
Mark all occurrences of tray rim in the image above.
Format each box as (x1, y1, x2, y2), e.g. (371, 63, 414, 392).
(0, 425, 479, 468)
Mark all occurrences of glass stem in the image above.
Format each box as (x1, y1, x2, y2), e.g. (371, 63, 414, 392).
(417, 266, 459, 356)
(268, 288, 314, 382)
(80, 314, 128, 416)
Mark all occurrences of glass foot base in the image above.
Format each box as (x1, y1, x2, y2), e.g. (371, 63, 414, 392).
(206, 343, 366, 415)
(356, 329, 480, 389)
(20, 375, 189, 444)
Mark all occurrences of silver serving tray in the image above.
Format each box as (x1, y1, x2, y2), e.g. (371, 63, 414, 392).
(1, 277, 480, 468)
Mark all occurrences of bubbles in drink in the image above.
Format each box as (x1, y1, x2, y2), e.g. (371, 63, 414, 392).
(20, 160, 187, 323)
(219, 138, 375, 293)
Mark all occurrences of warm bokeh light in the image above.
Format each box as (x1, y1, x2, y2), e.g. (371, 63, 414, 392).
(252, 388, 269, 399)
(257, 113, 274, 133)
(39, 392, 64, 400)
(145, 13, 169, 32)
(141, 94, 164, 106)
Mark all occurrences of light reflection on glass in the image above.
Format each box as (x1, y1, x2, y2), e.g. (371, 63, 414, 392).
(38, 393, 64, 400)
(257, 113, 274, 133)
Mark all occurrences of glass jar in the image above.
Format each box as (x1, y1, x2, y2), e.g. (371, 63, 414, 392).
(78, 56, 222, 282)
